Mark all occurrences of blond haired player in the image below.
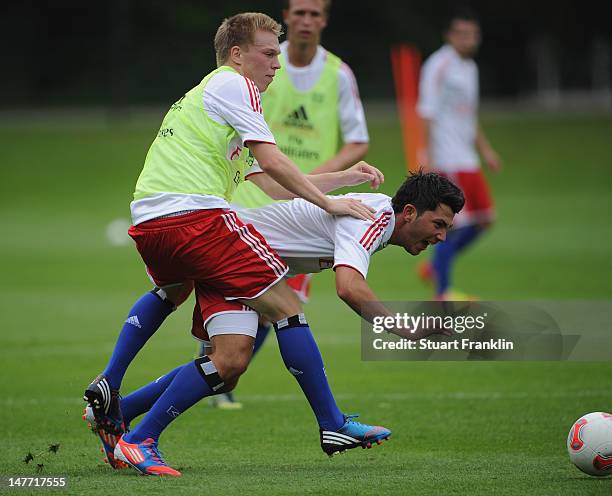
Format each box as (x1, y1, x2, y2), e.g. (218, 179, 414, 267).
(82, 12, 387, 476)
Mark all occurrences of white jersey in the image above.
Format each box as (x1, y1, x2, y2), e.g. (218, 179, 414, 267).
(236, 193, 394, 279)
(417, 44, 480, 172)
(203, 70, 276, 146)
(279, 41, 369, 144)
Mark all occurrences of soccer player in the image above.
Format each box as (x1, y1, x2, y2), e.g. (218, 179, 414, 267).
(215, 0, 371, 407)
(237, 0, 369, 200)
(196, 171, 463, 340)
(83, 12, 386, 475)
(86, 172, 464, 474)
(416, 10, 503, 300)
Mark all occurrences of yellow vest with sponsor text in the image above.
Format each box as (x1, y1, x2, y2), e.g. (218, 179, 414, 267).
(134, 66, 253, 202)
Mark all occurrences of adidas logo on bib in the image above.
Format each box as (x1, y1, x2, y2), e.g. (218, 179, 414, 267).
(283, 105, 313, 130)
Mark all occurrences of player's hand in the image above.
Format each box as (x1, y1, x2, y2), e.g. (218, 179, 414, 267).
(482, 147, 502, 173)
(323, 198, 376, 221)
(343, 161, 385, 189)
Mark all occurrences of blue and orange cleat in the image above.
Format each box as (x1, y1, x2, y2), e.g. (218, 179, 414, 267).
(83, 406, 128, 469)
(114, 436, 181, 477)
(320, 414, 391, 457)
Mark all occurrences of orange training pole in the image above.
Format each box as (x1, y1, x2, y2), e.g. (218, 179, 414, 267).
(391, 44, 425, 173)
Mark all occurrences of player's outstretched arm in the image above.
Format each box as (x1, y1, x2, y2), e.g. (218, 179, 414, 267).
(249, 142, 377, 221)
(335, 266, 451, 340)
(248, 160, 384, 200)
(335, 266, 392, 322)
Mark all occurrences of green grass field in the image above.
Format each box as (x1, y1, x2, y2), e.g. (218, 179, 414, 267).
(1, 110, 611, 495)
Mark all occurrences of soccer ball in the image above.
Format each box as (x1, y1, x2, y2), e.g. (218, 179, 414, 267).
(567, 412, 612, 476)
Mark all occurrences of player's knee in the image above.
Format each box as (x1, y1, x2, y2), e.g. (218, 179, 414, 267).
(212, 352, 251, 381)
(219, 359, 249, 382)
(193, 354, 246, 394)
(205, 314, 257, 379)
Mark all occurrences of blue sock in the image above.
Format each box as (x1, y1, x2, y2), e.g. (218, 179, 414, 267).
(103, 291, 174, 389)
(432, 234, 457, 295)
(432, 226, 481, 295)
(121, 365, 184, 425)
(453, 224, 481, 253)
(274, 315, 344, 431)
(123, 359, 214, 443)
(252, 324, 271, 358)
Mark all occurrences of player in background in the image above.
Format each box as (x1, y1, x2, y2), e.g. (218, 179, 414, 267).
(84, 171, 464, 473)
(416, 10, 503, 300)
(212, 0, 371, 409)
(82, 12, 387, 476)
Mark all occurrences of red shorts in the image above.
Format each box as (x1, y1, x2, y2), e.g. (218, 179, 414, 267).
(190, 274, 313, 342)
(191, 283, 257, 342)
(128, 209, 288, 299)
(445, 170, 494, 226)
